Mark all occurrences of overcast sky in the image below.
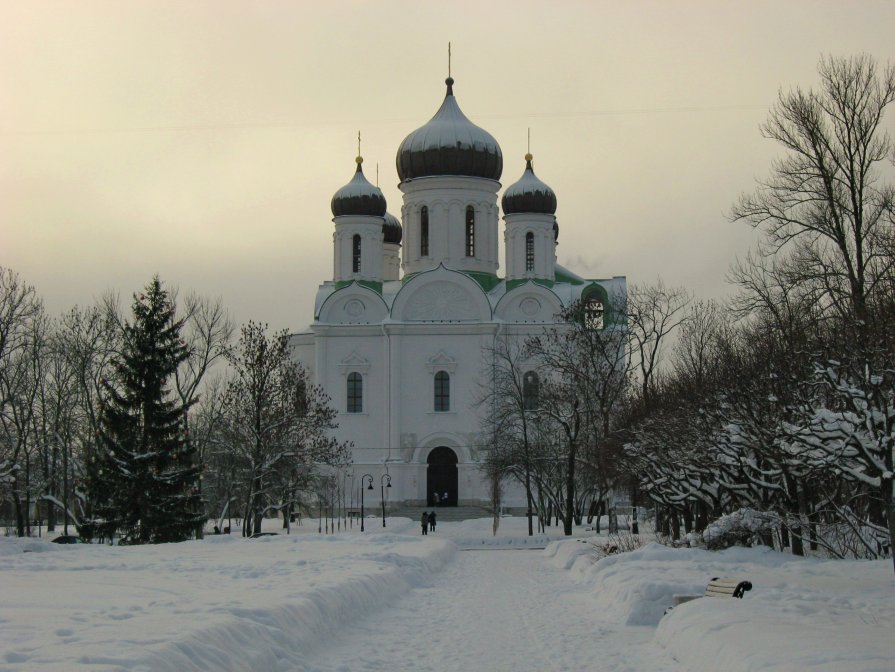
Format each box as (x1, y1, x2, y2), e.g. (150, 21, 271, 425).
(3, 1, 894, 332)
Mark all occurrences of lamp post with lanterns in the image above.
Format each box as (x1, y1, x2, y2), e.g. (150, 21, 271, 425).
(361, 474, 373, 532)
(380, 473, 392, 527)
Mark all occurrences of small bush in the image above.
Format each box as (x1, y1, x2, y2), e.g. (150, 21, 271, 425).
(702, 508, 780, 550)
(590, 529, 649, 560)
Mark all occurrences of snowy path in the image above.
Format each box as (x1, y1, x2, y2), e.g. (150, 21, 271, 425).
(301, 549, 680, 672)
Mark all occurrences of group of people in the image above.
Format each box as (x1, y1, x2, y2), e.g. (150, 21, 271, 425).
(432, 491, 449, 506)
(420, 510, 437, 535)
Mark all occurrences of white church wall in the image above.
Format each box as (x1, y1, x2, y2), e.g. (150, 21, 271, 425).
(389, 265, 492, 323)
(316, 286, 389, 325)
(494, 283, 564, 324)
(290, 332, 316, 380)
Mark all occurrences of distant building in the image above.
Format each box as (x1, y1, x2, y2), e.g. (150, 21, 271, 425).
(291, 75, 625, 509)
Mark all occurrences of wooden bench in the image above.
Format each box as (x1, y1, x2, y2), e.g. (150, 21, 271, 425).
(704, 577, 752, 599)
(668, 577, 753, 611)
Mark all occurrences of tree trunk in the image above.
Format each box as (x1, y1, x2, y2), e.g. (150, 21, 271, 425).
(881, 477, 895, 575)
(525, 465, 534, 537)
(13, 482, 25, 537)
(683, 503, 693, 534)
(694, 500, 708, 533)
(564, 448, 575, 536)
(790, 481, 808, 557)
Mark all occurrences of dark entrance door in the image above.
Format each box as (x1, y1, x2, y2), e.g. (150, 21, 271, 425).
(427, 446, 458, 507)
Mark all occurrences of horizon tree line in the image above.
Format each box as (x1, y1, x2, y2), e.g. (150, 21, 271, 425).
(0, 270, 349, 543)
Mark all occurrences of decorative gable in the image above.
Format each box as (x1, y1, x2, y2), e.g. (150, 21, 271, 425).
(425, 350, 457, 374)
(339, 351, 370, 376)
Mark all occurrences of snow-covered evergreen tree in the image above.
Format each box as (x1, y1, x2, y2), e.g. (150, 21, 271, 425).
(89, 277, 202, 544)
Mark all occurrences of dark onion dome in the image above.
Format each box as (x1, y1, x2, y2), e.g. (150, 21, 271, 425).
(501, 153, 557, 215)
(396, 77, 502, 182)
(383, 211, 403, 244)
(331, 156, 387, 217)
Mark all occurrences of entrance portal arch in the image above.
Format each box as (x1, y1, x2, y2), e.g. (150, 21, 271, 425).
(427, 446, 458, 507)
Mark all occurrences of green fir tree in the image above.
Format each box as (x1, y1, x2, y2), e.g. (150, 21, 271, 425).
(91, 277, 202, 544)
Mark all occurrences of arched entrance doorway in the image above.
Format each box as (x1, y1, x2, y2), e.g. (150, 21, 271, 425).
(427, 446, 458, 507)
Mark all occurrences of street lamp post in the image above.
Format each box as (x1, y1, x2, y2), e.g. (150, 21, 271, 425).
(361, 474, 374, 532)
(380, 473, 392, 528)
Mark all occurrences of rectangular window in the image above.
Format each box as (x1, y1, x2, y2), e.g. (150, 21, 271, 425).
(352, 235, 361, 273)
(421, 207, 429, 257)
(525, 232, 535, 272)
(347, 372, 363, 413)
(465, 206, 475, 257)
(434, 371, 450, 412)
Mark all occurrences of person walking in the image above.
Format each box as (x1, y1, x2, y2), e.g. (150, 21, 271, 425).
(428, 510, 436, 533)
(420, 511, 429, 535)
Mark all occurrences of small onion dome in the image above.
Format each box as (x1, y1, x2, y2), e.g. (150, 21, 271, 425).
(396, 77, 502, 182)
(331, 156, 387, 217)
(383, 211, 403, 244)
(501, 153, 557, 215)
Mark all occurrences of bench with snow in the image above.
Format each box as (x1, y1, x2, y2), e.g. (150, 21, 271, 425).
(666, 577, 753, 613)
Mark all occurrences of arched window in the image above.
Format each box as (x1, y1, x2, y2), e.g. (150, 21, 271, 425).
(525, 232, 535, 272)
(465, 206, 475, 257)
(347, 372, 363, 413)
(434, 371, 450, 412)
(420, 206, 429, 257)
(352, 234, 361, 273)
(523, 371, 539, 411)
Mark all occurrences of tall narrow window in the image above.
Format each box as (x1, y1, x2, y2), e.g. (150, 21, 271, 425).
(525, 232, 535, 272)
(465, 206, 475, 257)
(352, 234, 361, 273)
(523, 371, 539, 411)
(434, 371, 450, 412)
(347, 372, 363, 413)
(420, 206, 429, 257)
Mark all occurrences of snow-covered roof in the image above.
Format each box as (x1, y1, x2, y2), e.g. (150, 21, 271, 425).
(396, 77, 502, 182)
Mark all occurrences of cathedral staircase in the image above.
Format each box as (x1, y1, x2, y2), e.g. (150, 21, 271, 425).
(386, 505, 491, 522)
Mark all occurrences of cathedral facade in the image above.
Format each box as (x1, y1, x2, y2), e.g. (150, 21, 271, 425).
(291, 75, 625, 510)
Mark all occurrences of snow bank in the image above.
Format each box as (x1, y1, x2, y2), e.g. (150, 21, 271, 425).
(548, 538, 895, 671)
(547, 541, 710, 625)
(0, 530, 454, 672)
(656, 553, 895, 672)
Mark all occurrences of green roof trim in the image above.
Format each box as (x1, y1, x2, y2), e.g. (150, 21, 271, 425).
(464, 272, 502, 292)
(333, 279, 383, 294)
(506, 278, 555, 292)
(554, 267, 585, 285)
(402, 268, 499, 292)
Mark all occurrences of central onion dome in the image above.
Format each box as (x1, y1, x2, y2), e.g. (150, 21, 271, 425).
(383, 211, 403, 244)
(331, 156, 387, 217)
(396, 77, 502, 182)
(501, 153, 557, 215)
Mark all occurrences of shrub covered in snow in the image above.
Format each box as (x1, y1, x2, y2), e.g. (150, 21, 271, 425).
(590, 530, 650, 560)
(702, 508, 780, 550)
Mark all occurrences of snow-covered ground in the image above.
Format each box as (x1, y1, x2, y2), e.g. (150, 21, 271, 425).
(2, 517, 893, 671)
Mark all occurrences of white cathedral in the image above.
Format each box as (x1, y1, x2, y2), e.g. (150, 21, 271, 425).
(291, 75, 625, 510)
